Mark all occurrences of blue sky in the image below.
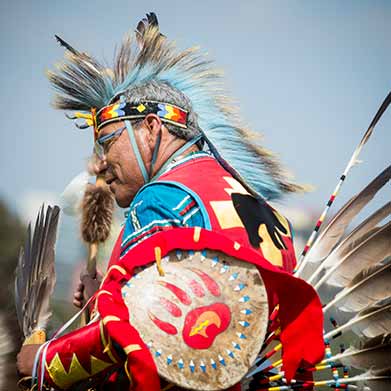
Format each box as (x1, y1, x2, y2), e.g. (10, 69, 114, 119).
(0, 0, 389, 223)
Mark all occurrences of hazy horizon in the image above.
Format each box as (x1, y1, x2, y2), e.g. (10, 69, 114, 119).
(1, 1, 389, 223)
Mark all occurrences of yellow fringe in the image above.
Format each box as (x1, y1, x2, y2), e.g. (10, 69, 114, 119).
(155, 246, 165, 276)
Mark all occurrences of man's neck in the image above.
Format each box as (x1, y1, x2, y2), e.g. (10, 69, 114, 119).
(151, 138, 200, 177)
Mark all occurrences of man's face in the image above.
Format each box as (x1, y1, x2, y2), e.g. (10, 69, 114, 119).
(97, 121, 148, 208)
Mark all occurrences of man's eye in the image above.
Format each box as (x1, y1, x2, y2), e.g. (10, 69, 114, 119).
(103, 138, 115, 150)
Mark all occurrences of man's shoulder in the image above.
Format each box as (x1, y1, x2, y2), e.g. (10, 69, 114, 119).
(121, 181, 206, 256)
(132, 181, 193, 207)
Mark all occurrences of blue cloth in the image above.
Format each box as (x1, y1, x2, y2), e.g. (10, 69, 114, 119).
(121, 182, 205, 257)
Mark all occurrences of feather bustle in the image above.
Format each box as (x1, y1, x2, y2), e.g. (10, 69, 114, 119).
(321, 201, 391, 271)
(15, 205, 60, 338)
(324, 299, 391, 339)
(339, 369, 391, 391)
(316, 221, 391, 289)
(300, 165, 391, 281)
(329, 334, 391, 371)
(324, 261, 391, 313)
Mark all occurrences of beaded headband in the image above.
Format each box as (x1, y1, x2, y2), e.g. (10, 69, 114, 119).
(68, 100, 188, 138)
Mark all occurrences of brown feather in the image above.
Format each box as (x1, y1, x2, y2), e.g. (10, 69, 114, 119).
(322, 201, 391, 270)
(324, 299, 391, 339)
(81, 184, 114, 243)
(300, 165, 391, 282)
(330, 334, 391, 371)
(319, 221, 391, 288)
(352, 369, 391, 391)
(135, 12, 165, 50)
(15, 205, 60, 338)
(324, 261, 391, 313)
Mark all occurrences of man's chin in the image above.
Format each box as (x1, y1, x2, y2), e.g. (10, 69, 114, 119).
(110, 184, 136, 208)
(114, 190, 135, 208)
(115, 196, 132, 208)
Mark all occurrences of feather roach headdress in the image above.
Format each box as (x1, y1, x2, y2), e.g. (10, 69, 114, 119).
(48, 13, 302, 200)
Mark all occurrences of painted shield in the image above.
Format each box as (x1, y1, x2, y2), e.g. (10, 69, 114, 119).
(122, 249, 269, 390)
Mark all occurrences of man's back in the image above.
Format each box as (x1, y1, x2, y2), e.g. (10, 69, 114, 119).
(119, 152, 296, 273)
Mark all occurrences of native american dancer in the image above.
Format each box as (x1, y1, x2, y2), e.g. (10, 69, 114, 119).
(15, 13, 390, 391)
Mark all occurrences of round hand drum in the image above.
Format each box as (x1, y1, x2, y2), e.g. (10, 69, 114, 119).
(122, 249, 269, 390)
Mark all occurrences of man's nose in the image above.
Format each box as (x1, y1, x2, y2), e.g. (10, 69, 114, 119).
(96, 157, 108, 175)
(89, 155, 108, 176)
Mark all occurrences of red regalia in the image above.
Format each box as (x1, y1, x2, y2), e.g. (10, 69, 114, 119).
(40, 156, 323, 390)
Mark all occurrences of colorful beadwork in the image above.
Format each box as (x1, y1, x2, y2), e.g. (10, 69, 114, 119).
(239, 295, 250, 303)
(157, 103, 187, 125)
(94, 101, 188, 131)
(226, 349, 235, 358)
(229, 272, 239, 281)
(99, 101, 126, 123)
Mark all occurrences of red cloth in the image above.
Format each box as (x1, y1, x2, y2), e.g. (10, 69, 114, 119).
(98, 228, 324, 390)
(159, 156, 297, 273)
(42, 322, 119, 390)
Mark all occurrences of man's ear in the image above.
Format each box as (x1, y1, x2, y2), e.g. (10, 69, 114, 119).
(144, 114, 163, 143)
